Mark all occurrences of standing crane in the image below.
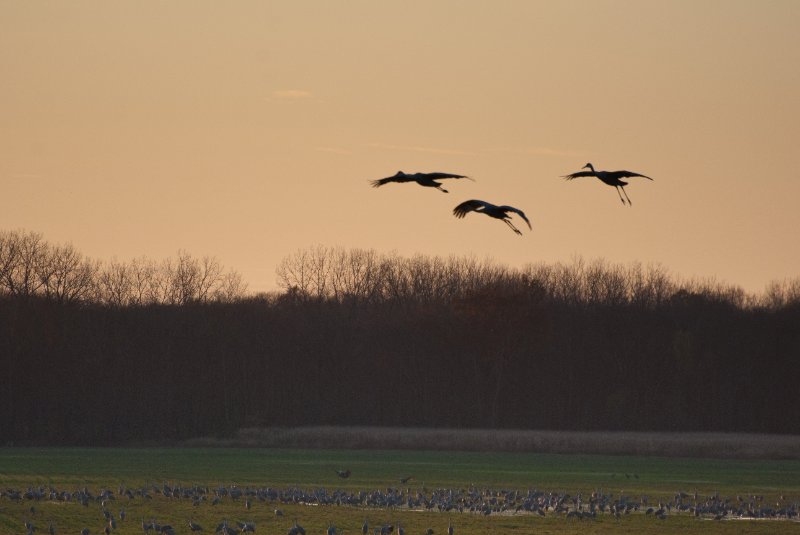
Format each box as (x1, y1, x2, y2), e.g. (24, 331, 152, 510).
(371, 171, 473, 193)
(562, 163, 653, 205)
(452, 200, 532, 235)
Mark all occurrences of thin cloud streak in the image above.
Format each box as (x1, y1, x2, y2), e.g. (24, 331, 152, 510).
(315, 146, 352, 155)
(271, 89, 314, 99)
(368, 143, 473, 156)
(485, 146, 586, 158)
(5, 172, 43, 180)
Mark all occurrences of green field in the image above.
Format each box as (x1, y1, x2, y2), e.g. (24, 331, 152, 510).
(1, 448, 799, 534)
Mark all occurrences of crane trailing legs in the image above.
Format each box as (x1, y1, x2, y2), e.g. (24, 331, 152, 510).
(452, 199, 532, 235)
(562, 163, 653, 206)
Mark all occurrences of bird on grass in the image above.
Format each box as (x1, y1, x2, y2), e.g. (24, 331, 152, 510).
(453, 200, 532, 235)
(399, 476, 414, 484)
(371, 171, 473, 193)
(336, 469, 351, 479)
(562, 163, 653, 206)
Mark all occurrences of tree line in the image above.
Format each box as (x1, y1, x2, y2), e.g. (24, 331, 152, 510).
(1, 236, 798, 445)
(0, 229, 247, 305)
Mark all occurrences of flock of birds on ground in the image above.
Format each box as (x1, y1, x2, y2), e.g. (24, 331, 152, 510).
(370, 163, 654, 235)
(3, 472, 798, 535)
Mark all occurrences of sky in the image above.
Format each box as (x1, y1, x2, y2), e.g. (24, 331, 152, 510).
(1, 1, 799, 294)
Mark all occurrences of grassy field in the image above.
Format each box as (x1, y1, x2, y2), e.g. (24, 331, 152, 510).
(1, 448, 799, 534)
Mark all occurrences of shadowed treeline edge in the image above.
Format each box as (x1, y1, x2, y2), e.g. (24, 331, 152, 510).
(188, 427, 800, 460)
(1, 234, 799, 446)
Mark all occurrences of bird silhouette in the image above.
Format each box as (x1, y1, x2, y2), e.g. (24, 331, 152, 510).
(453, 200, 532, 235)
(336, 469, 351, 478)
(562, 163, 653, 205)
(371, 171, 473, 193)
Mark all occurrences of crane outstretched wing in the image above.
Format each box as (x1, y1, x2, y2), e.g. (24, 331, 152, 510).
(561, 171, 595, 180)
(371, 175, 414, 188)
(425, 172, 473, 181)
(453, 199, 491, 218)
(499, 206, 532, 229)
(615, 170, 653, 181)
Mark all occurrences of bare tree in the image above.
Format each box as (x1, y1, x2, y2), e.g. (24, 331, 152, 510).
(39, 243, 98, 304)
(0, 230, 19, 295)
(276, 248, 314, 300)
(331, 248, 384, 303)
(763, 278, 800, 309)
(97, 259, 133, 307)
(214, 271, 248, 303)
(1, 230, 48, 297)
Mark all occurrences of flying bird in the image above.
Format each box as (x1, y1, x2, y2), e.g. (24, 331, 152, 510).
(336, 469, 351, 479)
(452, 200, 532, 235)
(562, 163, 653, 205)
(371, 171, 473, 193)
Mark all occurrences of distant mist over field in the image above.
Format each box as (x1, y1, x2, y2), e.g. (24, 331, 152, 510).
(1, 231, 799, 445)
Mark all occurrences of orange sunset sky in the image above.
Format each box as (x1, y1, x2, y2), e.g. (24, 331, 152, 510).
(1, 1, 799, 294)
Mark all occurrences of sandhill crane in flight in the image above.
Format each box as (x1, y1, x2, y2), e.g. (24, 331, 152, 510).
(562, 163, 653, 205)
(371, 171, 473, 193)
(453, 200, 532, 235)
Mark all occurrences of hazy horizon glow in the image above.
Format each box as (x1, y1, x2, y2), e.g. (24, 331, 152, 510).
(2, 1, 799, 294)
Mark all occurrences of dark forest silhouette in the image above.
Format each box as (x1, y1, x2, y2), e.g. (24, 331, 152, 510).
(1, 231, 799, 445)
